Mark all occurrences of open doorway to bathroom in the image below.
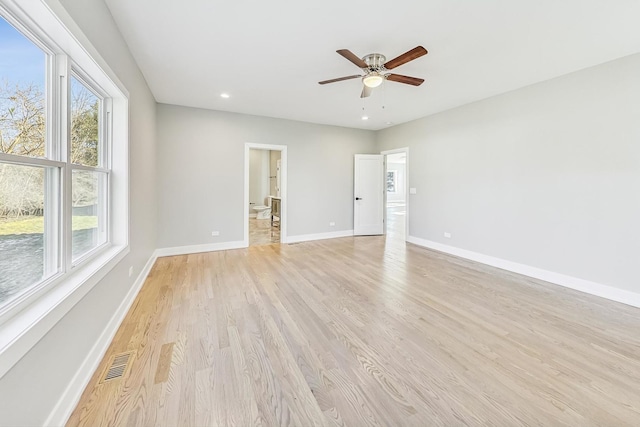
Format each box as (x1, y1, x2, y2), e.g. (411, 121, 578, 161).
(382, 149, 408, 242)
(244, 143, 287, 246)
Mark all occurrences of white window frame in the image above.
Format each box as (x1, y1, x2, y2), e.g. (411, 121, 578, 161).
(0, 0, 130, 379)
(67, 70, 111, 267)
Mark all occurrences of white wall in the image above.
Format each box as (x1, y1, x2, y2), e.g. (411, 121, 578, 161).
(249, 149, 270, 214)
(377, 53, 640, 295)
(156, 104, 375, 247)
(0, 0, 158, 425)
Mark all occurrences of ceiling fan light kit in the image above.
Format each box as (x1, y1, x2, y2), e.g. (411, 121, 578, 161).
(363, 73, 384, 88)
(319, 46, 428, 98)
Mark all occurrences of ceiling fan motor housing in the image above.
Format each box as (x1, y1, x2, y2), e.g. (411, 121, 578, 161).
(363, 53, 387, 72)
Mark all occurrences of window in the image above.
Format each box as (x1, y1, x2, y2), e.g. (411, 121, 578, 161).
(69, 76, 108, 261)
(387, 170, 397, 193)
(0, 15, 55, 306)
(0, 15, 46, 158)
(72, 169, 107, 259)
(0, 9, 119, 312)
(0, 0, 129, 379)
(0, 163, 52, 302)
(70, 76, 101, 166)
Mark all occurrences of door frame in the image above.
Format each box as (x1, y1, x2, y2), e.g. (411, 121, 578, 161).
(244, 143, 288, 246)
(381, 147, 409, 241)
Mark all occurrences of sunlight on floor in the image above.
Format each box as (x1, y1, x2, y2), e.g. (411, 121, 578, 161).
(249, 218, 280, 246)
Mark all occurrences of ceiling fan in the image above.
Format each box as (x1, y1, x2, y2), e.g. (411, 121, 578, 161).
(319, 46, 428, 98)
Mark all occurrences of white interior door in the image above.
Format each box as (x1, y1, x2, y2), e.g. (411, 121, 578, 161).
(354, 154, 384, 235)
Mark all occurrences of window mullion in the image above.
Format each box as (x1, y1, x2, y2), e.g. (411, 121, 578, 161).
(104, 100, 112, 244)
(46, 51, 55, 160)
(59, 56, 72, 273)
(43, 167, 60, 277)
(57, 55, 69, 164)
(103, 98, 112, 169)
(43, 54, 63, 278)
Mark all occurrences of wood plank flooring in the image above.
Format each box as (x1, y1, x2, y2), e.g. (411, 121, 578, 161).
(249, 218, 280, 246)
(67, 236, 640, 426)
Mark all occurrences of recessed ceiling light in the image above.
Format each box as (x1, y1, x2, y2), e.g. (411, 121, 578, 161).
(385, 121, 394, 125)
(361, 116, 369, 120)
(220, 93, 230, 98)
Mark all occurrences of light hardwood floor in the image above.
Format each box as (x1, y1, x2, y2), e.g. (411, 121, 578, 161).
(386, 203, 405, 240)
(249, 218, 280, 246)
(67, 236, 640, 426)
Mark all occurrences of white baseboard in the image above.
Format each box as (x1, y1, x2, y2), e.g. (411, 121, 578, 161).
(155, 240, 246, 257)
(407, 236, 640, 309)
(287, 229, 354, 244)
(46, 252, 158, 427)
(249, 213, 257, 218)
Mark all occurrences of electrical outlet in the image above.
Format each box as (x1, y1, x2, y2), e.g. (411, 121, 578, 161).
(444, 232, 451, 238)
(128, 266, 133, 277)
(329, 221, 335, 227)
(211, 231, 220, 236)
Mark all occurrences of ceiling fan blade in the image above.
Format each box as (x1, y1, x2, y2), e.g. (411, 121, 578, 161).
(337, 49, 368, 68)
(386, 73, 425, 86)
(360, 85, 372, 98)
(383, 46, 428, 70)
(318, 75, 362, 85)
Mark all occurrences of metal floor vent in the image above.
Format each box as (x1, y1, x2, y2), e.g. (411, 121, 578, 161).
(101, 351, 134, 383)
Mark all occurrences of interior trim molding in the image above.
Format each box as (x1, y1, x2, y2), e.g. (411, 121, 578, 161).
(244, 143, 288, 246)
(155, 240, 246, 257)
(45, 252, 158, 427)
(287, 229, 354, 244)
(407, 236, 640, 309)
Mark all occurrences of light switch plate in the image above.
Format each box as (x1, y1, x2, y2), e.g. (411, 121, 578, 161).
(409, 188, 417, 195)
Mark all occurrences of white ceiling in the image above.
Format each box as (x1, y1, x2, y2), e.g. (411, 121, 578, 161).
(104, 0, 640, 131)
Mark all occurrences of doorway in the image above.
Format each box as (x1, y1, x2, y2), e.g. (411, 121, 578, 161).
(244, 143, 287, 246)
(382, 148, 408, 241)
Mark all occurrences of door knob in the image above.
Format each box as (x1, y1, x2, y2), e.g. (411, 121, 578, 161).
(355, 197, 362, 200)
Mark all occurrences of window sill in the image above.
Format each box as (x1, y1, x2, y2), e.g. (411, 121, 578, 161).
(0, 243, 129, 379)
